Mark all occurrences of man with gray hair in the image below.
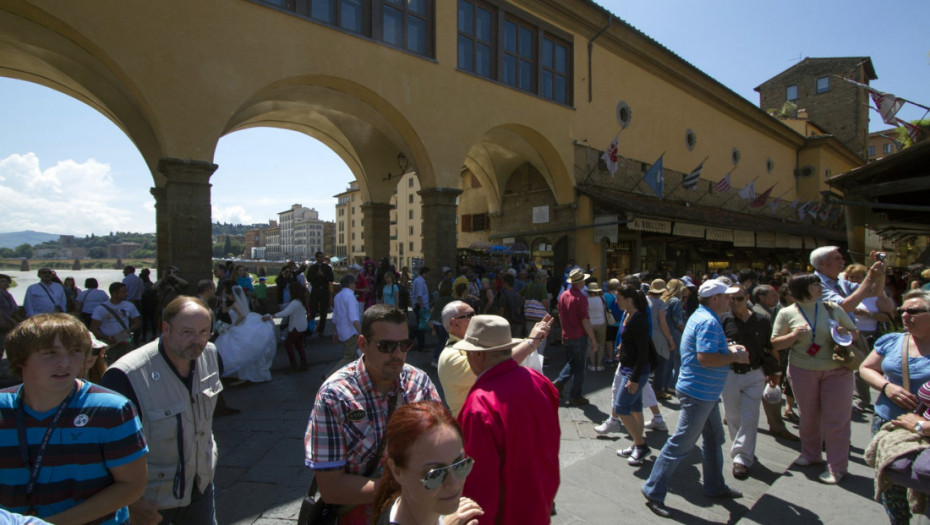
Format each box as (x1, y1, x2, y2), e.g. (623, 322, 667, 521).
(810, 245, 885, 411)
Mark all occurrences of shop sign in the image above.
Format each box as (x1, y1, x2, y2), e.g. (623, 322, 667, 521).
(733, 230, 755, 247)
(705, 227, 733, 242)
(503, 237, 516, 245)
(789, 235, 803, 249)
(606, 241, 632, 252)
(594, 215, 618, 242)
(775, 233, 791, 248)
(756, 232, 776, 248)
(673, 222, 704, 238)
(532, 205, 550, 224)
(532, 251, 554, 257)
(628, 218, 671, 234)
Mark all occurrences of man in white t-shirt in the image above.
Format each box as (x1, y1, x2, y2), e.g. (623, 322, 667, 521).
(91, 282, 140, 364)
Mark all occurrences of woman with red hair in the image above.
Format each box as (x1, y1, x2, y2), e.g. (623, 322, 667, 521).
(373, 401, 483, 525)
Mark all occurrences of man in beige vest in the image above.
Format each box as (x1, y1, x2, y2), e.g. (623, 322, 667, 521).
(100, 296, 221, 525)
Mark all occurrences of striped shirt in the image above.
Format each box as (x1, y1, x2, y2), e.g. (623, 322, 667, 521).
(0, 381, 147, 524)
(305, 358, 440, 474)
(676, 305, 730, 401)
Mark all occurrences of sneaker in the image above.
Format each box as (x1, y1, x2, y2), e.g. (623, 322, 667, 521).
(594, 417, 622, 435)
(587, 364, 597, 372)
(818, 470, 844, 484)
(644, 418, 667, 431)
(793, 456, 822, 467)
(617, 445, 635, 458)
(627, 445, 650, 465)
(597, 366, 605, 371)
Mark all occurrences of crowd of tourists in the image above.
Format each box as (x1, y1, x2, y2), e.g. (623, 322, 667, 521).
(3, 246, 930, 524)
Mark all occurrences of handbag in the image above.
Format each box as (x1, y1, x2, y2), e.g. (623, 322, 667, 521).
(297, 473, 339, 525)
(417, 308, 431, 331)
(524, 299, 547, 321)
(823, 301, 867, 371)
(602, 298, 616, 325)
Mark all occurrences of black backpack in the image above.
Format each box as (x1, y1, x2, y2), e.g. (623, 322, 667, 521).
(397, 284, 410, 311)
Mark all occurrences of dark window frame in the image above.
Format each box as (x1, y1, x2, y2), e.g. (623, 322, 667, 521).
(816, 76, 830, 94)
(786, 84, 798, 101)
(250, 0, 436, 59)
(457, 0, 573, 106)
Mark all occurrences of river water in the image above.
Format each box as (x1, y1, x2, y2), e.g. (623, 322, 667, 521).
(5, 268, 162, 304)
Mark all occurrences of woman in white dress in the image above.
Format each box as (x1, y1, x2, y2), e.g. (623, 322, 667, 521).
(214, 285, 277, 382)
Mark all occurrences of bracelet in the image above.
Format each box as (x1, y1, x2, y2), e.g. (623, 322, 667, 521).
(881, 382, 890, 397)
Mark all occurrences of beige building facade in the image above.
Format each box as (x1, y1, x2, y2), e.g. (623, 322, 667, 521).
(0, 1, 868, 286)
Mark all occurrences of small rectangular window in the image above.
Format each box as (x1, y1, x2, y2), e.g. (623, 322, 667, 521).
(786, 85, 798, 101)
(816, 77, 829, 94)
(884, 143, 894, 154)
(408, 194, 414, 203)
(408, 177, 414, 187)
(868, 145, 875, 156)
(408, 209, 414, 219)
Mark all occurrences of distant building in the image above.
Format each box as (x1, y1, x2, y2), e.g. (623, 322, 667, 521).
(390, 172, 423, 271)
(277, 204, 325, 262)
(867, 128, 903, 160)
(244, 228, 261, 258)
(322, 221, 335, 259)
(756, 57, 876, 158)
(108, 242, 142, 259)
(265, 223, 280, 261)
(334, 182, 365, 267)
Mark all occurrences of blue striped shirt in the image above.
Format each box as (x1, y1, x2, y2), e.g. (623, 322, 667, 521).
(676, 305, 730, 401)
(0, 381, 147, 524)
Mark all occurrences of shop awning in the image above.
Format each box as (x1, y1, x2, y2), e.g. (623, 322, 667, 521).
(577, 184, 844, 242)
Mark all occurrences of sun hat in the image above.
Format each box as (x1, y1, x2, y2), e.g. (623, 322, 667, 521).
(725, 284, 744, 295)
(452, 315, 523, 352)
(698, 279, 729, 298)
(566, 268, 590, 284)
(681, 276, 697, 288)
(588, 281, 602, 293)
(647, 279, 667, 295)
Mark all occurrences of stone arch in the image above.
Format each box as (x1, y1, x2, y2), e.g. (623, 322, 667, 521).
(222, 75, 432, 205)
(462, 123, 573, 213)
(0, 4, 163, 179)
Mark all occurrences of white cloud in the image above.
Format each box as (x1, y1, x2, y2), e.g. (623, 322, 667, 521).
(0, 153, 142, 235)
(212, 205, 254, 224)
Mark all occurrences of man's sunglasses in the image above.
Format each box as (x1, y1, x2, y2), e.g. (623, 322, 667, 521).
(899, 307, 930, 316)
(454, 312, 476, 320)
(375, 339, 414, 354)
(421, 457, 474, 490)
(731, 296, 747, 302)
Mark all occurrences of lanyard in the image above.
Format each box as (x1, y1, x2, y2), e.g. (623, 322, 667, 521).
(16, 382, 78, 510)
(796, 303, 819, 343)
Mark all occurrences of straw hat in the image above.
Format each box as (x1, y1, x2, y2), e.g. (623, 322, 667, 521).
(452, 315, 523, 352)
(647, 279, 667, 295)
(587, 281, 602, 293)
(566, 268, 590, 284)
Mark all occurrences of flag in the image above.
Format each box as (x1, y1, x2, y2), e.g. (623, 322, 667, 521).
(840, 77, 905, 126)
(897, 118, 924, 143)
(750, 185, 774, 208)
(769, 196, 781, 213)
(797, 201, 810, 220)
(789, 198, 799, 209)
(682, 161, 704, 190)
(738, 181, 756, 200)
(643, 155, 665, 199)
(807, 202, 820, 220)
(713, 172, 732, 193)
(601, 133, 620, 177)
(870, 91, 905, 126)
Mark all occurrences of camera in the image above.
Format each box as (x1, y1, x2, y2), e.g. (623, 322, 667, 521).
(876, 252, 887, 262)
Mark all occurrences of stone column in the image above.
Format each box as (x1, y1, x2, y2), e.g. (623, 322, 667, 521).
(149, 186, 168, 276)
(155, 158, 218, 293)
(361, 202, 393, 260)
(419, 187, 462, 290)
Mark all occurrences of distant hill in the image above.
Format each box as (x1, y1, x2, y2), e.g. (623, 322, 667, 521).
(0, 230, 59, 249)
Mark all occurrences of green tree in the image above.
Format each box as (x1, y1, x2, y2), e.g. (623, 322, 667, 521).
(223, 235, 232, 256)
(14, 243, 33, 258)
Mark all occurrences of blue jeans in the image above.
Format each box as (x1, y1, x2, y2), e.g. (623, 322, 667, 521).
(557, 337, 588, 399)
(157, 483, 217, 525)
(642, 392, 729, 503)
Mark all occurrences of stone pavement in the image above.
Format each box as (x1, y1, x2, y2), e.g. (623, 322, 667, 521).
(214, 328, 890, 524)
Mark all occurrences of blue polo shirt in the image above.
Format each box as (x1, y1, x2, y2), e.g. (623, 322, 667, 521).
(676, 305, 730, 401)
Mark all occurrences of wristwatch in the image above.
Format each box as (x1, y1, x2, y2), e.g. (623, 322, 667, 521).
(916, 421, 925, 436)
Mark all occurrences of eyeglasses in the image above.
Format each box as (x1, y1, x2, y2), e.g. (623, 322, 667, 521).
(731, 296, 747, 302)
(899, 307, 930, 316)
(375, 339, 414, 354)
(421, 457, 474, 490)
(454, 312, 476, 320)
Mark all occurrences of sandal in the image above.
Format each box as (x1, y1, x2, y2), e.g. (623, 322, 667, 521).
(783, 411, 799, 423)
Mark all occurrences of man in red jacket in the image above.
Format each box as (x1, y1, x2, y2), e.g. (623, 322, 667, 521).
(456, 315, 560, 523)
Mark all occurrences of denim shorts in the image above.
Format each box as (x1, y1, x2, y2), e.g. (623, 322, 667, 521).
(614, 371, 651, 415)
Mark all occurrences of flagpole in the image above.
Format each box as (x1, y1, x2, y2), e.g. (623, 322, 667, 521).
(765, 188, 792, 214)
(836, 75, 930, 112)
(666, 155, 709, 196)
(582, 130, 623, 185)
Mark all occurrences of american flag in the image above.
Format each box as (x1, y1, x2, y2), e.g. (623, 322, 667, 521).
(713, 172, 732, 193)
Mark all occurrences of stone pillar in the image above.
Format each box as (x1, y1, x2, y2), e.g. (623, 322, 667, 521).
(361, 202, 393, 260)
(155, 158, 218, 293)
(419, 187, 462, 290)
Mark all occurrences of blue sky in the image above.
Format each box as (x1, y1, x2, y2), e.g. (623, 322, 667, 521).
(0, 0, 927, 236)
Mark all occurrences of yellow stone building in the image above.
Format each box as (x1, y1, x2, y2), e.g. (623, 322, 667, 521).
(0, 0, 866, 285)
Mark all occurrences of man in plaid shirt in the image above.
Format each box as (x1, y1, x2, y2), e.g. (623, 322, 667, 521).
(304, 304, 440, 525)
